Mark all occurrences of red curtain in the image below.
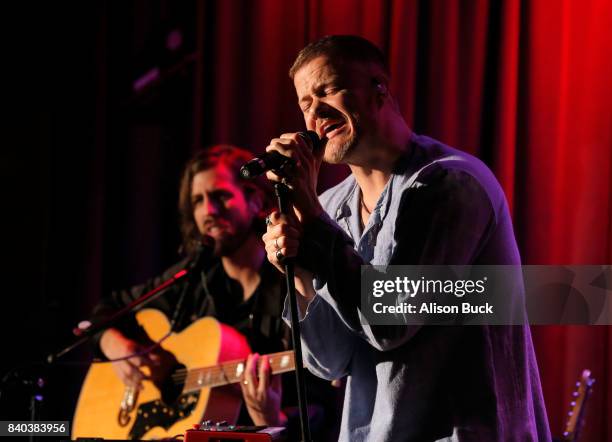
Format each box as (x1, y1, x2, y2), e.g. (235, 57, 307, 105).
(199, 1, 612, 439)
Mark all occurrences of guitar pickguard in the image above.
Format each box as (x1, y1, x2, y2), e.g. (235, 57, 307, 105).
(128, 392, 200, 440)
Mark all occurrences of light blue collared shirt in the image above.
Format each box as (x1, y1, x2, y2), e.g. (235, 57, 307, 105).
(283, 133, 551, 441)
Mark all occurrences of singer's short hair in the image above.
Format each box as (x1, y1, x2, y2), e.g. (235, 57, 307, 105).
(178, 144, 273, 257)
(289, 35, 389, 80)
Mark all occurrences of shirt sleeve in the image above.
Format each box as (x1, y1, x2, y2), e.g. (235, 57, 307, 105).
(282, 294, 356, 380)
(292, 167, 497, 355)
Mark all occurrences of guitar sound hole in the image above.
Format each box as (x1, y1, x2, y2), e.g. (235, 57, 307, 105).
(159, 362, 187, 405)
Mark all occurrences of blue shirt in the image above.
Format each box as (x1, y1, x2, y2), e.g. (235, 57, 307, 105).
(283, 133, 551, 441)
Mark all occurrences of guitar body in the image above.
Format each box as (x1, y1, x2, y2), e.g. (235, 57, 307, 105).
(72, 309, 251, 440)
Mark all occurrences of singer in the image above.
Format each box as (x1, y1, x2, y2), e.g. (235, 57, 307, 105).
(88, 145, 338, 439)
(262, 36, 551, 441)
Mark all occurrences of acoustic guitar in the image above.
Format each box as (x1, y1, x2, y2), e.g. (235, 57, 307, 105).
(72, 309, 295, 440)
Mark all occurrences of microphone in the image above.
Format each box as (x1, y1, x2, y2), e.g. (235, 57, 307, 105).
(239, 131, 321, 179)
(189, 235, 215, 271)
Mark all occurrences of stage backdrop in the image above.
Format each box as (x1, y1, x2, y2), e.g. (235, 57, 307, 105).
(195, 2, 612, 439)
(197, 0, 612, 441)
(5, 1, 610, 441)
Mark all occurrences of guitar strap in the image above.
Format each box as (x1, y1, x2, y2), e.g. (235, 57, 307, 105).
(197, 267, 217, 318)
(169, 273, 191, 332)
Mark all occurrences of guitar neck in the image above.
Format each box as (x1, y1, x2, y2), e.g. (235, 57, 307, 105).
(183, 350, 295, 393)
(562, 369, 595, 441)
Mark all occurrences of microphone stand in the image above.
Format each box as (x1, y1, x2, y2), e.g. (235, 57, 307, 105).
(274, 182, 312, 442)
(47, 259, 200, 364)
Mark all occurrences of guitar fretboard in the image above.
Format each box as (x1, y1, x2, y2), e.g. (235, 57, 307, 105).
(181, 350, 295, 392)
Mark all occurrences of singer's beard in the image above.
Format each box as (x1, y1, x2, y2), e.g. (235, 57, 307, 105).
(325, 121, 359, 164)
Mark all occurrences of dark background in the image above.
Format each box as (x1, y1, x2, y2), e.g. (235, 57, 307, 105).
(1, 1, 611, 440)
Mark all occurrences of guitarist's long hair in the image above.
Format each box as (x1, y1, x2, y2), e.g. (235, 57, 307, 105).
(178, 145, 274, 258)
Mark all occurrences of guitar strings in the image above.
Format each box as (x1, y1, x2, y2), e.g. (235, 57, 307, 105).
(166, 358, 291, 387)
(167, 351, 290, 376)
(169, 361, 287, 382)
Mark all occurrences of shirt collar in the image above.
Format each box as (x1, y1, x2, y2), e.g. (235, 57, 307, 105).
(332, 135, 417, 226)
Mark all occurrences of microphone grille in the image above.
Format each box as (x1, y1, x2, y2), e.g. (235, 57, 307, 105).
(298, 131, 322, 152)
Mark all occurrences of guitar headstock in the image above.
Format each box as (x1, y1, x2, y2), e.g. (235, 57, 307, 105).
(561, 369, 595, 442)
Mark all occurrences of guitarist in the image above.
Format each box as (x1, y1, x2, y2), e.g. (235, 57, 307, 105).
(90, 145, 338, 437)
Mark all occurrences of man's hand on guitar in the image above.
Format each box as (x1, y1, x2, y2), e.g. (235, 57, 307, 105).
(240, 353, 286, 427)
(100, 328, 177, 389)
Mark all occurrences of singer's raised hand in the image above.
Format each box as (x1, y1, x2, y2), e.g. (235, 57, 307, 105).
(263, 210, 318, 308)
(262, 210, 301, 275)
(264, 132, 324, 223)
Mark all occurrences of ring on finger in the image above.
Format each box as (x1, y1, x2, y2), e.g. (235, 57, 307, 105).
(274, 237, 280, 250)
(265, 215, 272, 226)
(275, 249, 285, 263)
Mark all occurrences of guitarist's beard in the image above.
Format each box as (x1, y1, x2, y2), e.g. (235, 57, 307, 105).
(199, 215, 254, 258)
(212, 221, 255, 258)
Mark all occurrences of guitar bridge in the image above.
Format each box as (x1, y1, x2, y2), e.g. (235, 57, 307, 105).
(118, 385, 139, 427)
